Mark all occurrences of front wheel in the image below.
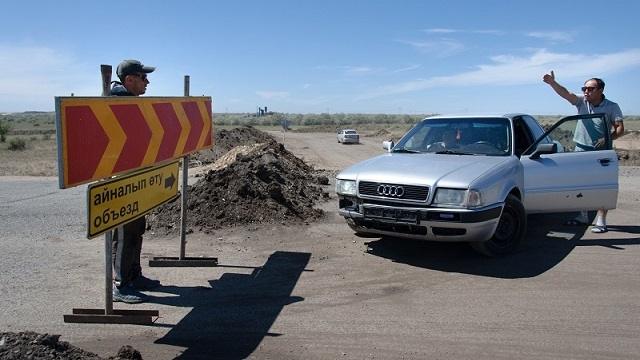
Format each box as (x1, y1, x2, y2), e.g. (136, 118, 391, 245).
(470, 194, 526, 257)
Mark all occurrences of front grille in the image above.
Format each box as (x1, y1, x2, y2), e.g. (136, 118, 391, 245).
(359, 181, 429, 201)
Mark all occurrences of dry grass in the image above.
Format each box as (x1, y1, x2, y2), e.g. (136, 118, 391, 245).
(0, 137, 58, 176)
(1, 121, 639, 177)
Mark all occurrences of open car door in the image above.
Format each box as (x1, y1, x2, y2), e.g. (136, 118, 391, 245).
(521, 113, 618, 213)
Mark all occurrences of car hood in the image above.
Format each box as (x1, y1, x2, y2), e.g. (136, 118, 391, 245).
(337, 153, 512, 188)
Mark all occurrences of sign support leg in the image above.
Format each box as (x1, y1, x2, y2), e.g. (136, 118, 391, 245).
(64, 229, 158, 324)
(180, 155, 188, 260)
(149, 75, 217, 267)
(105, 230, 113, 315)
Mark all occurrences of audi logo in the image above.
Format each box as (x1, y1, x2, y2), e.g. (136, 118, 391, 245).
(377, 184, 404, 197)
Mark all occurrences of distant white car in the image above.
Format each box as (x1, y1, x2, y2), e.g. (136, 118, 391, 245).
(337, 129, 360, 144)
(335, 113, 619, 256)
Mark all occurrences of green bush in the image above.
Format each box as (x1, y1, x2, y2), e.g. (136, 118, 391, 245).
(8, 138, 26, 151)
(0, 120, 10, 142)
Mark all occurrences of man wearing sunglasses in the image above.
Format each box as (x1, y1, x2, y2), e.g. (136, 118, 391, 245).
(109, 59, 159, 303)
(543, 70, 625, 234)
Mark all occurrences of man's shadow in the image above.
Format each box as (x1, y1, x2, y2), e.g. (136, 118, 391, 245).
(364, 212, 640, 279)
(149, 251, 310, 359)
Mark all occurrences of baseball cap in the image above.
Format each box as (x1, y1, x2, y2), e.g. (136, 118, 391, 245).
(116, 59, 155, 79)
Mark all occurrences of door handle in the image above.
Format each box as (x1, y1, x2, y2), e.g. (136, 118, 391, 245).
(598, 158, 611, 166)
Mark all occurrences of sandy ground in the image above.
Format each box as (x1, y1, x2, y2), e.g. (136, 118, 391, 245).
(1, 132, 639, 359)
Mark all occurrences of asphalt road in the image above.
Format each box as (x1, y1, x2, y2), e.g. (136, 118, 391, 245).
(1, 133, 639, 359)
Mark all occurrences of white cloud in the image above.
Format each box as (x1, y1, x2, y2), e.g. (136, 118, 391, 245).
(399, 38, 465, 57)
(424, 28, 458, 34)
(423, 28, 504, 35)
(391, 64, 421, 73)
(527, 31, 574, 43)
(256, 90, 289, 100)
(0, 44, 97, 111)
(357, 48, 640, 99)
(342, 66, 380, 75)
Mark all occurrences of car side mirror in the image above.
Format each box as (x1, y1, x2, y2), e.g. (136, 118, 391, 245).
(382, 140, 394, 152)
(529, 143, 557, 160)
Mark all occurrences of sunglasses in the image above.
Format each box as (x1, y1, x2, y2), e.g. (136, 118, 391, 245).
(581, 86, 598, 92)
(130, 73, 148, 80)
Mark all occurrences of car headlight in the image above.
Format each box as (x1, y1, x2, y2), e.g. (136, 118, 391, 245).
(336, 179, 357, 196)
(433, 188, 482, 208)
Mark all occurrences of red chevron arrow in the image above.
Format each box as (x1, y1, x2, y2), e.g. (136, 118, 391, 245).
(110, 104, 152, 173)
(152, 103, 182, 162)
(205, 100, 213, 146)
(65, 106, 109, 186)
(182, 101, 204, 153)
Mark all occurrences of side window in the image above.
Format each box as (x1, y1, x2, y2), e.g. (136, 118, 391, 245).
(513, 117, 533, 156)
(522, 115, 547, 140)
(545, 117, 610, 152)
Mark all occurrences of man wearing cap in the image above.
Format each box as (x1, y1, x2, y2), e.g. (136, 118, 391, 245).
(110, 59, 160, 303)
(542, 70, 624, 234)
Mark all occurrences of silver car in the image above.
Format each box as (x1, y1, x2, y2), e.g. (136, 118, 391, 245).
(337, 129, 360, 144)
(336, 113, 618, 256)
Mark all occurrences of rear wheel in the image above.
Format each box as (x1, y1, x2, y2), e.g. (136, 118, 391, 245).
(471, 194, 526, 257)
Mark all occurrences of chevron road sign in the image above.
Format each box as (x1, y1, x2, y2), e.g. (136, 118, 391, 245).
(55, 96, 213, 189)
(87, 161, 180, 238)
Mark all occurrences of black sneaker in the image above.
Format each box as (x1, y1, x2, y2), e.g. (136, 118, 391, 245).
(131, 275, 161, 290)
(113, 285, 147, 304)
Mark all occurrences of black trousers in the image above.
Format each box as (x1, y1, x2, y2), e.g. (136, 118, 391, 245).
(112, 216, 146, 288)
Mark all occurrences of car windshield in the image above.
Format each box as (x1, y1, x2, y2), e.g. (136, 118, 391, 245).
(392, 117, 511, 156)
(345, 130, 357, 134)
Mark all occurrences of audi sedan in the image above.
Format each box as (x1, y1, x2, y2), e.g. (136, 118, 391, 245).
(337, 129, 360, 144)
(335, 113, 618, 256)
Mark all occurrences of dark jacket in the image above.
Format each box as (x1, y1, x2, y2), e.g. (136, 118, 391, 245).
(110, 83, 133, 96)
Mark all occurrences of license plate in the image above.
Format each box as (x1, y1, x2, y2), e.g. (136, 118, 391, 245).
(364, 208, 418, 223)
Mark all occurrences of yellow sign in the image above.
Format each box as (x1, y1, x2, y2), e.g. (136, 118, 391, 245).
(87, 161, 180, 238)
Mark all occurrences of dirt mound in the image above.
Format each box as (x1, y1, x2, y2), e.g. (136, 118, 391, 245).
(192, 126, 275, 164)
(617, 149, 640, 166)
(366, 128, 392, 138)
(0, 332, 142, 359)
(150, 141, 330, 233)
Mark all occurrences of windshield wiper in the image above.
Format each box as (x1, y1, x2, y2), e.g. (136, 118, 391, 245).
(392, 148, 421, 153)
(434, 150, 474, 155)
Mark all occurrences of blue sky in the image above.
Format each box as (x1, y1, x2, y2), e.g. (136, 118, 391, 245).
(1, 0, 639, 115)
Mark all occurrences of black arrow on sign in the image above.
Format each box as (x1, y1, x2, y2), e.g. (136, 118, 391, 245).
(165, 173, 176, 189)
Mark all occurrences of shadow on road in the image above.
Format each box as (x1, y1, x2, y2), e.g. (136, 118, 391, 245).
(149, 251, 310, 360)
(364, 212, 640, 279)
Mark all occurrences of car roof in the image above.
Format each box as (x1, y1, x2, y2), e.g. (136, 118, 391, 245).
(424, 113, 530, 121)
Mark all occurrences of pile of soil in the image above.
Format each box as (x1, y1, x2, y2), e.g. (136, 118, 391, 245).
(0, 332, 142, 360)
(149, 139, 330, 233)
(366, 128, 393, 138)
(616, 149, 640, 166)
(192, 126, 275, 164)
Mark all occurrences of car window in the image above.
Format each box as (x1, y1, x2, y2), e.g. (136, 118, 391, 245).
(394, 117, 511, 156)
(529, 114, 611, 153)
(513, 117, 533, 157)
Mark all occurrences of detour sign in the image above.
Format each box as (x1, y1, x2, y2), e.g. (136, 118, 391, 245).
(87, 161, 180, 238)
(55, 96, 213, 189)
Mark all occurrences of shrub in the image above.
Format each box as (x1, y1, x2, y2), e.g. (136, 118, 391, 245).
(0, 120, 10, 142)
(8, 138, 26, 151)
